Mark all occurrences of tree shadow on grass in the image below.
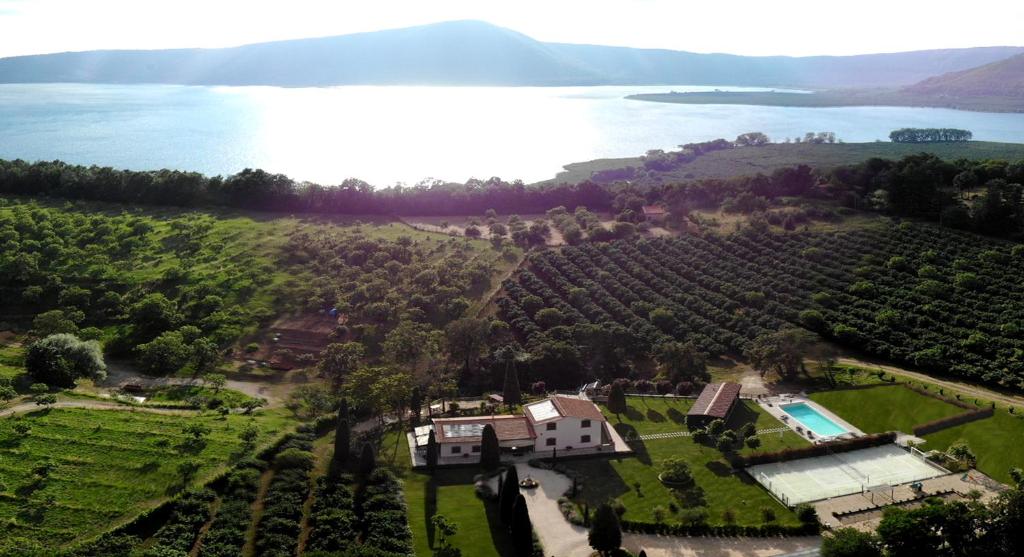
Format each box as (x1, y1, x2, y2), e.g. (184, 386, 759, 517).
(624, 405, 644, 422)
(672, 485, 707, 508)
(559, 457, 632, 508)
(705, 460, 733, 478)
(484, 497, 516, 557)
(424, 476, 438, 549)
(726, 401, 760, 430)
(667, 407, 687, 425)
(646, 409, 666, 423)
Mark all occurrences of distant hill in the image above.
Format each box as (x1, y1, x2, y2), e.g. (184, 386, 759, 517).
(1, 20, 1022, 88)
(904, 53, 1024, 98)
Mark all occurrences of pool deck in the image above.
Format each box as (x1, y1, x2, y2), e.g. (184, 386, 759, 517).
(754, 394, 864, 444)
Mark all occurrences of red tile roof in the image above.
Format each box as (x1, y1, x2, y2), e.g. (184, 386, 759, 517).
(642, 205, 667, 216)
(550, 396, 607, 422)
(431, 415, 535, 444)
(688, 382, 741, 419)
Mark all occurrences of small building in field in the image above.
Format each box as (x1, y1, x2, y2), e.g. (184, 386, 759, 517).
(687, 382, 742, 427)
(642, 205, 668, 222)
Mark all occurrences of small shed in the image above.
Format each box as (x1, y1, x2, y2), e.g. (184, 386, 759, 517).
(642, 205, 668, 221)
(687, 382, 741, 427)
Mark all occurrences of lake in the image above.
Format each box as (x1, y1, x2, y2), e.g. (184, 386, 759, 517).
(2, 83, 1024, 186)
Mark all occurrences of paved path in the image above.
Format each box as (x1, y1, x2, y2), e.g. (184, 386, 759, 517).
(0, 399, 194, 417)
(512, 461, 821, 557)
(102, 361, 288, 405)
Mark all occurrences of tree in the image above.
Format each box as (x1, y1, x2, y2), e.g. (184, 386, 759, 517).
(0, 384, 16, 406)
(510, 494, 533, 557)
(204, 373, 226, 394)
(655, 341, 708, 383)
(190, 337, 220, 374)
(431, 514, 459, 549)
(607, 382, 627, 420)
(25, 334, 107, 388)
(332, 399, 350, 470)
(177, 460, 201, 483)
(426, 429, 439, 473)
(588, 503, 622, 556)
(497, 346, 523, 409)
(317, 342, 365, 389)
(129, 293, 181, 340)
(499, 465, 521, 525)
(745, 329, 815, 379)
(821, 528, 883, 557)
(445, 318, 489, 376)
(480, 424, 500, 470)
(31, 309, 81, 337)
(359, 443, 376, 475)
(137, 330, 191, 375)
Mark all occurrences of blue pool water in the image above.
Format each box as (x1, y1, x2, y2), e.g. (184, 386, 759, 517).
(782, 403, 848, 437)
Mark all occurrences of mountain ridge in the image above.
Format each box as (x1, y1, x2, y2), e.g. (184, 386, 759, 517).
(1, 20, 1022, 88)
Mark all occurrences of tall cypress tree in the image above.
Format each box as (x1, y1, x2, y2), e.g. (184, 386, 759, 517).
(480, 423, 500, 470)
(426, 429, 439, 473)
(499, 465, 521, 525)
(607, 382, 627, 420)
(359, 443, 376, 475)
(588, 503, 622, 556)
(501, 348, 522, 410)
(511, 494, 533, 557)
(332, 398, 350, 471)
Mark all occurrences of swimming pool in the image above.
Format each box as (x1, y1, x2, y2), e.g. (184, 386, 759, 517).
(781, 402, 848, 437)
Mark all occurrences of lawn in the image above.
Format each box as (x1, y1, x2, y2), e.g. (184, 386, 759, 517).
(0, 406, 294, 551)
(0, 336, 23, 382)
(923, 410, 1024, 484)
(560, 397, 807, 527)
(380, 430, 512, 557)
(809, 384, 965, 434)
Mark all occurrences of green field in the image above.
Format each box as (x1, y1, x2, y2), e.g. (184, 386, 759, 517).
(559, 397, 806, 527)
(547, 141, 1024, 186)
(809, 385, 965, 434)
(0, 336, 22, 382)
(380, 430, 511, 557)
(0, 407, 293, 550)
(923, 410, 1024, 484)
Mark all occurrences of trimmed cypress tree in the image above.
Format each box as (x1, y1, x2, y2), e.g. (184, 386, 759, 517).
(332, 398, 350, 470)
(588, 503, 622, 556)
(426, 429, 439, 473)
(359, 443, 376, 475)
(510, 494, 533, 557)
(502, 351, 522, 409)
(499, 465, 520, 525)
(638, 551, 648, 557)
(480, 423, 500, 470)
(607, 382, 627, 420)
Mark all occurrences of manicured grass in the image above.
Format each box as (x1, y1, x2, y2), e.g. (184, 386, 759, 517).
(560, 397, 806, 527)
(0, 337, 23, 382)
(0, 407, 294, 550)
(809, 384, 964, 434)
(380, 430, 512, 557)
(923, 410, 1024, 484)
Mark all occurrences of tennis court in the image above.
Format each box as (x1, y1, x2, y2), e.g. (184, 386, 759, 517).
(748, 444, 947, 505)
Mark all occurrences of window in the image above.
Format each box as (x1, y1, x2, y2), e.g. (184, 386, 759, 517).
(581, 419, 591, 428)
(471, 445, 481, 453)
(546, 423, 557, 431)
(451, 446, 462, 454)
(581, 435, 591, 443)
(546, 438, 557, 446)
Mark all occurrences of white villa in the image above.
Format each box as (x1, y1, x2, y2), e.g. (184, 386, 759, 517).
(411, 395, 612, 465)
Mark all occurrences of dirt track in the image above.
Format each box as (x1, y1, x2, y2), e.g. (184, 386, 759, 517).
(836, 357, 1024, 407)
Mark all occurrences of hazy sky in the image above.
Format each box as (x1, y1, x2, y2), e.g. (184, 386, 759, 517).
(1, 0, 1022, 58)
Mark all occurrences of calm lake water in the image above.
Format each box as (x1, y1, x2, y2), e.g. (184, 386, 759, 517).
(2, 83, 1024, 186)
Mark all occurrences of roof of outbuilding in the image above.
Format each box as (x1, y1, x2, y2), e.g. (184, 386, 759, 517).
(687, 382, 741, 419)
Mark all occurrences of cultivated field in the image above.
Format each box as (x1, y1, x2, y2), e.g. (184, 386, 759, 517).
(0, 407, 293, 551)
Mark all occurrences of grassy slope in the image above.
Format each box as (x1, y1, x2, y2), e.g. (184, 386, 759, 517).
(808, 385, 965, 434)
(547, 141, 1024, 185)
(380, 430, 511, 557)
(560, 397, 806, 527)
(626, 90, 1024, 113)
(0, 407, 294, 549)
(923, 411, 1024, 484)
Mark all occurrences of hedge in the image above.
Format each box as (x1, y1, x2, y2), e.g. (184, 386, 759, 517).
(732, 432, 897, 468)
(620, 520, 820, 537)
(913, 408, 994, 436)
(198, 460, 265, 557)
